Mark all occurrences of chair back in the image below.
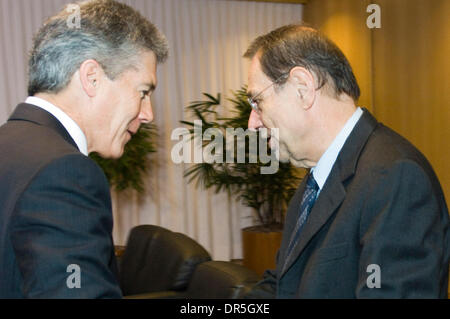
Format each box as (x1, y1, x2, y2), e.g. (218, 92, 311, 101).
(119, 225, 211, 296)
(184, 261, 260, 299)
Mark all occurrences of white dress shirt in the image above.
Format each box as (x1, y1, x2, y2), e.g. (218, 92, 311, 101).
(311, 107, 363, 196)
(25, 96, 88, 156)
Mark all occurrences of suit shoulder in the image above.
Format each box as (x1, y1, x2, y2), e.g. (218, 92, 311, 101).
(357, 124, 444, 196)
(0, 121, 107, 202)
(0, 121, 83, 201)
(0, 119, 79, 161)
(15, 154, 112, 219)
(361, 124, 434, 171)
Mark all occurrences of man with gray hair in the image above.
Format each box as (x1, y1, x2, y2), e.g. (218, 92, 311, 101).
(245, 24, 449, 298)
(0, 0, 168, 298)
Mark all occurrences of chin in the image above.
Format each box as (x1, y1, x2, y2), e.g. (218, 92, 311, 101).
(111, 149, 125, 159)
(99, 147, 124, 159)
(274, 143, 290, 163)
(278, 153, 290, 163)
(289, 158, 306, 168)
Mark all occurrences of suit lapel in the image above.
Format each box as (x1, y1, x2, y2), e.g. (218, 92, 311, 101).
(279, 108, 379, 277)
(8, 103, 78, 150)
(280, 169, 346, 276)
(279, 177, 308, 256)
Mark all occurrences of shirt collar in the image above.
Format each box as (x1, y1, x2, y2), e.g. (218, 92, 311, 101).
(312, 107, 363, 193)
(25, 96, 88, 156)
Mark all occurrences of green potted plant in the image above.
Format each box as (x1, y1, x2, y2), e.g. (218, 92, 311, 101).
(181, 87, 302, 275)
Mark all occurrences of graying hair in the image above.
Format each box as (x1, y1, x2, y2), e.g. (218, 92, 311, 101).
(28, 0, 169, 96)
(244, 24, 360, 102)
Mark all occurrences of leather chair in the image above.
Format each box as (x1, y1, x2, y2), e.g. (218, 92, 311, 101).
(119, 225, 211, 298)
(181, 261, 260, 299)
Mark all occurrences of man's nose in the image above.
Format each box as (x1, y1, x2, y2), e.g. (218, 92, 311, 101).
(139, 98, 154, 124)
(248, 109, 263, 130)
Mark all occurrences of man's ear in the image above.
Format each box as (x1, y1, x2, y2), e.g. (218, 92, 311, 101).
(289, 66, 316, 109)
(79, 59, 102, 98)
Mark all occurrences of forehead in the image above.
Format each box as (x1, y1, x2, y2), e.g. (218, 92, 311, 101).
(139, 50, 157, 74)
(122, 50, 158, 85)
(247, 55, 271, 96)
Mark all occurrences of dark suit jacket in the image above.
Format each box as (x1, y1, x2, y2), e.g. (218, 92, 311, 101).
(0, 103, 122, 298)
(248, 109, 449, 298)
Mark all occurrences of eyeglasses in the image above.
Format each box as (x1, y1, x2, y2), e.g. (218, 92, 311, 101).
(247, 72, 290, 113)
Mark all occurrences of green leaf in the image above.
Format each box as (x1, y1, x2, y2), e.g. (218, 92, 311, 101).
(180, 86, 303, 228)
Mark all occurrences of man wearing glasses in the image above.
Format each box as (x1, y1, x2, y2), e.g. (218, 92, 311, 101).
(244, 24, 449, 298)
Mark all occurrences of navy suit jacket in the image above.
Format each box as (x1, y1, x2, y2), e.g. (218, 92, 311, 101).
(0, 103, 122, 298)
(247, 109, 449, 298)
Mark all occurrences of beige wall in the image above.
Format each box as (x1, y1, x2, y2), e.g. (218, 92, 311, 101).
(372, 0, 450, 206)
(304, 0, 450, 205)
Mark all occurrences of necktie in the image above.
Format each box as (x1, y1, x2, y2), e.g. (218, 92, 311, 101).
(282, 172, 319, 272)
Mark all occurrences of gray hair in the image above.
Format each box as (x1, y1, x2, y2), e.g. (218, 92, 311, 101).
(28, 0, 169, 96)
(244, 24, 360, 102)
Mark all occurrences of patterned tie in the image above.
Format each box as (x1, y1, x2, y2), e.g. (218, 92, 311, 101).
(282, 172, 319, 273)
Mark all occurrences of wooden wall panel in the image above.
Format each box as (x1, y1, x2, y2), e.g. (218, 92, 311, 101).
(303, 0, 373, 111)
(372, 0, 450, 204)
